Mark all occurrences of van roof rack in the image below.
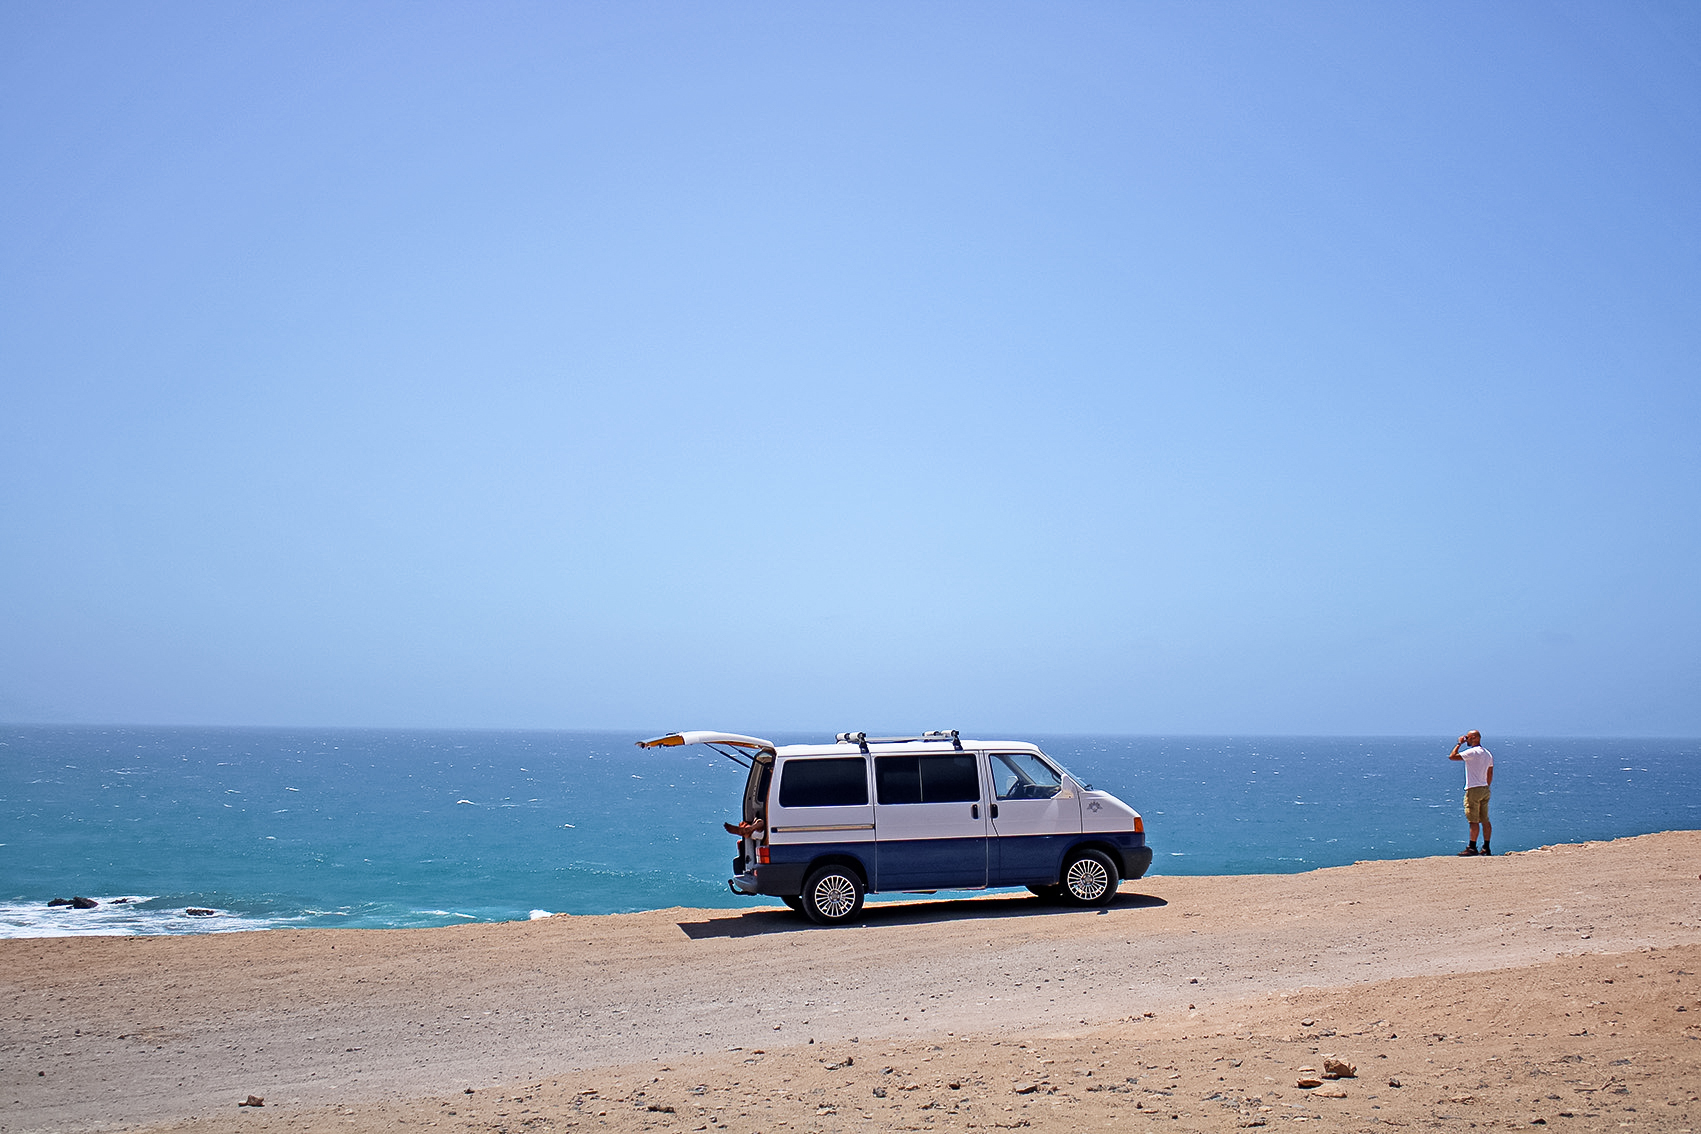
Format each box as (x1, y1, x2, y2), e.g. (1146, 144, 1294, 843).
(835, 730, 962, 752)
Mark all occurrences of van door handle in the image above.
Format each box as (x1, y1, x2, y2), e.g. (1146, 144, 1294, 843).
(990, 803, 998, 819)
(971, 804, 979, 819)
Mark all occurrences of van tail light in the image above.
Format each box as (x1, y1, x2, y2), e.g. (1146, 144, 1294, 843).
(757, 846, 770, 865)
(1133, 816, 1145, 834)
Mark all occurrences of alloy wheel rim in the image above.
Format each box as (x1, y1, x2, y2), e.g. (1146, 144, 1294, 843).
(1065, 857, 1108, 900)
(814, 875, 857, 918)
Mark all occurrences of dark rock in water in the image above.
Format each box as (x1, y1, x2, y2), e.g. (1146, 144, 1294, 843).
(111, 897, 132, 904)
(185, 908, 217, 917)
(70, 897, 98, 909)
(47, 898, 72, 907)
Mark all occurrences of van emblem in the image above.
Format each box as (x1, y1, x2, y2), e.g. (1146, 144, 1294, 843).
(1087, 800, 1102, 812)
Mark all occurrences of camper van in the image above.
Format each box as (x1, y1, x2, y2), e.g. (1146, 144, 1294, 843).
(638, 730, 1152, 925)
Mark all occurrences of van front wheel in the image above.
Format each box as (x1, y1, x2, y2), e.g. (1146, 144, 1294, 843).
(801, 865, 865, 926)
(1061, 849, 1119, 906)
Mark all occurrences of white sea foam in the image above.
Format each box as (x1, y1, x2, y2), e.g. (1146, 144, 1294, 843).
(529, 909, 553, 919)
(0, 898, 301, 939)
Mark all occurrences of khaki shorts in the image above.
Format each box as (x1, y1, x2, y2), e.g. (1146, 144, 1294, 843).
(1464, 785, 1491, 823)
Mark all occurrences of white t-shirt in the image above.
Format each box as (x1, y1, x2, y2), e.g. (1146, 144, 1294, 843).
(1459, 745, 1493, 789)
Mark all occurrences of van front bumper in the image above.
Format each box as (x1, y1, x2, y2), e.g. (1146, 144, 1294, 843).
(1120, 845, 1154, 881)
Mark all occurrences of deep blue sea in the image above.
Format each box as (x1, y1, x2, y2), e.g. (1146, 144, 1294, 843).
(2, 727, 1696, 937)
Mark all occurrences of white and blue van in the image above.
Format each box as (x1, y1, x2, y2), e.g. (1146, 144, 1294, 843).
(638, 730, 1152, 925)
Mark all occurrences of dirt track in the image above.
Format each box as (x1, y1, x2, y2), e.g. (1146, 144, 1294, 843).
(3, 831, 1699, 1133)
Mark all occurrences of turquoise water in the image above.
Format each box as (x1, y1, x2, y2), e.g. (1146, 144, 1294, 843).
(2, 726, 1695, 936)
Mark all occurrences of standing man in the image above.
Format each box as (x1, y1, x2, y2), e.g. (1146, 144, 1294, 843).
(1448, 730, 1494, 856)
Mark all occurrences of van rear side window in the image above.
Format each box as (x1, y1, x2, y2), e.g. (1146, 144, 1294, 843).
(778, 757, 868, 808)
(874, 754, 981, 805)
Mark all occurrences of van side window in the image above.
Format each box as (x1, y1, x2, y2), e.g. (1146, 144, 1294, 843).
(991, 752, 1062, 801)
(874, 754, 981, 805)
(778, 758, 868, 808)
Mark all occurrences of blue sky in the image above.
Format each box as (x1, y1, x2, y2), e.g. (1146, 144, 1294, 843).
(3, 3, 1698, 736)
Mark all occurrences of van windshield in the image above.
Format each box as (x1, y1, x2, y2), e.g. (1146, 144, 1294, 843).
(990, 751, 1063, 801)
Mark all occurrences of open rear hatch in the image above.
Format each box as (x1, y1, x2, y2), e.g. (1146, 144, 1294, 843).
(638, 732, 776, 895)
(637, 731, 775, 767)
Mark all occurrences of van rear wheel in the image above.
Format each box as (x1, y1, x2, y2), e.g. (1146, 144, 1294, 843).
(801, 865, 865, 926)
(1061, 849, 1119, 906)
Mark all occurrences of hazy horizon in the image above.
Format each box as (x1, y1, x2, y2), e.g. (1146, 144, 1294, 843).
(3, 722, 1695, 744)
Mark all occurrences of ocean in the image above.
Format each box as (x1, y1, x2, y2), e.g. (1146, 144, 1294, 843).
(2, 726, 1696, 938)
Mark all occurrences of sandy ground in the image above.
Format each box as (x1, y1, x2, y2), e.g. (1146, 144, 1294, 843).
(3, 831, 1698, 1134)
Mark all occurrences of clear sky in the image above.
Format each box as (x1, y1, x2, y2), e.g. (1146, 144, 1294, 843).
(3, 3, 1698, 736)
